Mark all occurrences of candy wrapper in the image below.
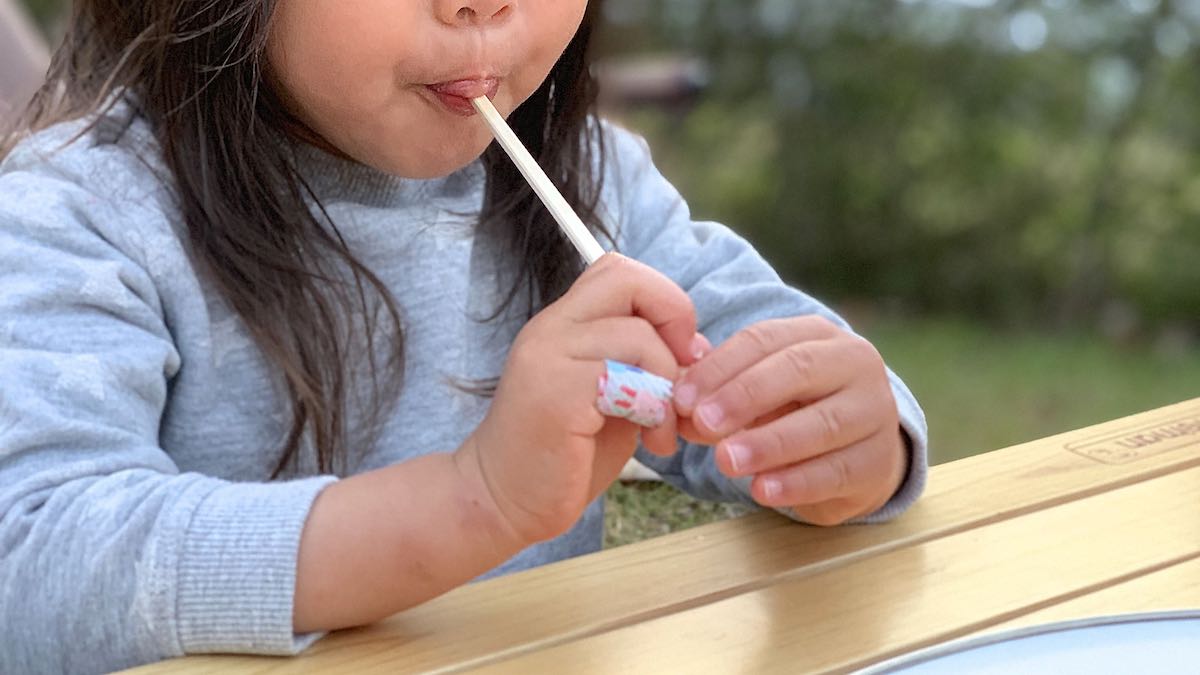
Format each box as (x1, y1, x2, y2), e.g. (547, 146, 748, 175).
(596, 360, 674, 428)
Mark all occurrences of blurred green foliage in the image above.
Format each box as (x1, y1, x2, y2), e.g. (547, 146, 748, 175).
(599, 0, 1200, 338)
(18, 0, 60, 32)
(861, 316, 1200, 464)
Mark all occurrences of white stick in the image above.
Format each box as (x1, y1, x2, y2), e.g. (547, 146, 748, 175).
(472, 96, 607, 265)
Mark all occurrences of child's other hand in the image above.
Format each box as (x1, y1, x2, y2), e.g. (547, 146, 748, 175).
(673, 317, 907, 526)
(458, 254, 700, 547)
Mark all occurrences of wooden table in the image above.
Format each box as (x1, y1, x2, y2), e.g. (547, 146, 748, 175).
(132, 398, 1200, 674)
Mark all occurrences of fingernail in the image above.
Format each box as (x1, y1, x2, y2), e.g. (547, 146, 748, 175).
(763, 478, 782, 502)
(697, 402, 724, 432)
(725, 443, 751, 474)
(675, 383, 697, 410)
(690, 333, 711, 361)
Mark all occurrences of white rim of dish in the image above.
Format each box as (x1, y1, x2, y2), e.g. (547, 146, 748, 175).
(856, 609, 1200, 674)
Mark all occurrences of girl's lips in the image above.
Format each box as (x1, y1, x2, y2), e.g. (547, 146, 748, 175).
(424, 78, 500, 116)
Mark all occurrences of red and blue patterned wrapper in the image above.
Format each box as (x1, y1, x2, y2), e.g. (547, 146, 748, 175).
(596, 360, 674, 428)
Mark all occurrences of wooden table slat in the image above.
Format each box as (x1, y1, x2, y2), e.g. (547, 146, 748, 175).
(476, 464, 1200, 675)
(981, 555, 1200, 635)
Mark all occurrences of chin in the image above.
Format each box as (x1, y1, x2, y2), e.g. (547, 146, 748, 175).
(390, 143, 493, 180)
(386, 154, 483, 180)
(345, 128, 489, 179)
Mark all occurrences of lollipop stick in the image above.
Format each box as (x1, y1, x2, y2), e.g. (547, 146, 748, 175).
(471, 96, 606, 265)
(471, 96, 675, 432)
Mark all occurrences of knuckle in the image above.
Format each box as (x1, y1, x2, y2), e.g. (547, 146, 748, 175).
(816, 404, 848, 445)
(791, 471, 809, 502)
(567, 404, 607, 436)
(804, 315, 839, 337)
(761, 316, 792, 335)
(850, 334, 884, 365)
(740, 429, 782, 473)
(609, 257, 639, 282)
(805, 504, 849, 527)
(633, 317, 658, 343)
(827, 453, 853, 496)
(595, 251, 626, 270)
(781, 344, 817, 385)
(761, 424, 789, 463)
(695, 350, 735, 390)
(726, 375, 763, 415)
(584, 253, 630, 285)
(634, 321, 678, 377)
(741, 322, 778, 353)
(610, 254, 653, 283)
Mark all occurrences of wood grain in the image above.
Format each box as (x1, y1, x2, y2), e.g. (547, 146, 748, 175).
(477, 465, 1200, 674)
(980, 556, 1200, 635)
(126, 399, 1200, 674)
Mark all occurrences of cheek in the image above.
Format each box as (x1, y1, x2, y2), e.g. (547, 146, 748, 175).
(267, 2, 407, 113)
(539, 1, 589, 60)
(510, 1, 588, 97)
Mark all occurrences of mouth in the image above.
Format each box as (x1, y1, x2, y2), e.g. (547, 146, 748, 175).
(423, 77, 500, 117)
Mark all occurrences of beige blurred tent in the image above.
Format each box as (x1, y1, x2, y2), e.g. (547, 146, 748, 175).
(0, 0, 49, 120)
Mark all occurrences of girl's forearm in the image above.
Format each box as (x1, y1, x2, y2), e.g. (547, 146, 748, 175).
(292, 446, 521, 633)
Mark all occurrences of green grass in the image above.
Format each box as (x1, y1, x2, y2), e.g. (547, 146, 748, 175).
(603, 317, 1200, 546)
(604, 481, 753, 548)
(861, 317, 1200, 465)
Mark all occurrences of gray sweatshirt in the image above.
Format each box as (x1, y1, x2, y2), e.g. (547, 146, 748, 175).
(0, 102, 928, 674)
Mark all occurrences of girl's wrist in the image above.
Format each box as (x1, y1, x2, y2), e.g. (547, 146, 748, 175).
(452, 436, 528, 554)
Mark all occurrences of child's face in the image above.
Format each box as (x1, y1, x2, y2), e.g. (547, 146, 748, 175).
(267, 1, 589, 179)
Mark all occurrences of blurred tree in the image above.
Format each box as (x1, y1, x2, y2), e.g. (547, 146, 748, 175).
(598, 0, 1200, 337)
(18, 0, 59, 34)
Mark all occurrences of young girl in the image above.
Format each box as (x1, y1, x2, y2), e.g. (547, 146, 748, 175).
(0, 1, 927, 672)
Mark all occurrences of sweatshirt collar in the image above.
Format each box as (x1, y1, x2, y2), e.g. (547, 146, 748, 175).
(286, 138, 486, 210)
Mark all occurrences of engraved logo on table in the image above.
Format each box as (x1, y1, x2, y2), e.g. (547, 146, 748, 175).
(1066, 413, 1200, 465)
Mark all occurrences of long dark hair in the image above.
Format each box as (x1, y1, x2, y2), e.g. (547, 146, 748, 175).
(3, 1, 607, 476)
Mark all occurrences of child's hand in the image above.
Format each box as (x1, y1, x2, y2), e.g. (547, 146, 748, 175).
(673, 317, 907, 526)
(458, 254, 700, 546)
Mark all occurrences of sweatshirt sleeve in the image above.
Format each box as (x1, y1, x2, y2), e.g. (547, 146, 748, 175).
(0, 161, 335, 674)
(600, 124, 928, 524)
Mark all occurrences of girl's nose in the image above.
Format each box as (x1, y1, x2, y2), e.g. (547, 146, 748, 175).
(435, 0, 516, 26)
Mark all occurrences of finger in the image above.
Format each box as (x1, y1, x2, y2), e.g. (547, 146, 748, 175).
(562, 254, 698, 367)
(570, 318, 680, 445)
(690, 338, 868, 438)
(713, 390, 887, 477)
(674, 316, 843, 415)
(566, 317, 681, 383)
(691, 332, 713, 360)
(749, 431, 894, 512)
(640, 416, 681, 457)
(677, 401, 804, 447)
(788, 431, 911, 526)
(788, 498, 864, 528)
(676, 416, 707, 445)
(588, 420, 642, 498)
